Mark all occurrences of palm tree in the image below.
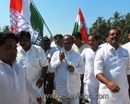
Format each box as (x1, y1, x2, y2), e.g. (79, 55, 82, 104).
(110, 11, 123, 27)
(2, 25, 10, 32)
(90, 17, 108, 42)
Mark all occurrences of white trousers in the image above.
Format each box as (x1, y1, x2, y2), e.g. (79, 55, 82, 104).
(98, 90, 130, 104)
(84, 83, 98, 104)
(29, 86, 44, 104)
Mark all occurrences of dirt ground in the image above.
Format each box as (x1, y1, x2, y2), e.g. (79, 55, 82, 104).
(44, 90, 89, 104)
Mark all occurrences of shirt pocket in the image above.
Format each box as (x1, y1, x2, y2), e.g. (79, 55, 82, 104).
(30, 58, 40, 68)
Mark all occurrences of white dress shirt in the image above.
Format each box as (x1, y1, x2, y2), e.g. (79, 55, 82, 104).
(45, 47, 57, 59)
(98, 43, 107, 48)
(122, 42, 130, 68)
(94, 43, 130, 104)
(49, 48, 85, 97)
(0, 60, 38, 104)
(17, 45, 48, 103)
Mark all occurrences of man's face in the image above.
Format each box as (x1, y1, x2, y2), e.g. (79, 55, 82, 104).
(43, 41, 51, 50)
(107, 29, 120, 46)
(0, 39, 17, 64)
(63, 36, 73, 51)
(19, 36, 31, 50)
(72, 36, 79, 44)
(88, 36, 98, 47)
(55, 36, 63, 47)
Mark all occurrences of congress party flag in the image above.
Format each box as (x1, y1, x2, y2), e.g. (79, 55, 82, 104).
(10, 0, 44, 46)
(73, 8, 88, 43)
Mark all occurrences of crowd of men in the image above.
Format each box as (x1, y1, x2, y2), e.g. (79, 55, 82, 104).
(0, 27, 130, 104)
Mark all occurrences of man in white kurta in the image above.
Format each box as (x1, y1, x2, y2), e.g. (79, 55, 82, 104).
(81, 35, 100, 104)
(42, 37, 57, 104)
(0, 32, 40, 104)
(49, 35, 85, 104)
(94, 28, 130, 104)
(17, 31, 48, 104)
(72, 32, 88, 104)
(0, 60, 39, 104)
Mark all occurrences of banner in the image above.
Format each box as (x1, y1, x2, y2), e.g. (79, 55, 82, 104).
(10, 0, 44, 46)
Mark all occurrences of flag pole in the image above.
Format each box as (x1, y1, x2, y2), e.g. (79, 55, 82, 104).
(31, 0, 54, 40)
(30, 0, 72, 74)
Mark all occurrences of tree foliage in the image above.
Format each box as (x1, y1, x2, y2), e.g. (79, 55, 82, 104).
(89, 11, 130, 44)
(1, 25, 10, 32)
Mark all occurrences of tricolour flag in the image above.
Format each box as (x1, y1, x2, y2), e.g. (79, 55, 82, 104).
(73, 8, 88, 43)
(10, 0, 44, 46)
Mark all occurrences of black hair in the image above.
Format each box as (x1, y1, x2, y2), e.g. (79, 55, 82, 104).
(72, 32, 82, 40)
(17, 31, 31, 39)
(89, 34, 99, 40)
(54, 34, 63, 39)
(97, 35, 101, 39)
(43, 37, 50, 42)
(128, 29, 130, 34)
(0, 32, 18, 46)
(107, 27, 121, 37)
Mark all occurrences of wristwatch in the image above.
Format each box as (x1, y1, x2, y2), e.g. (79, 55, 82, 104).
(39, 77, 44, 81)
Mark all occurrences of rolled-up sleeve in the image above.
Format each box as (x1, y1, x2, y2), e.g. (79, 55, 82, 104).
(39, 48, 49, 67)
(94, 49, 104, 76)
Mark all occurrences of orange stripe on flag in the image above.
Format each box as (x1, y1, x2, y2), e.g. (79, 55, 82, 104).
(10, 0, 22, 13)
(78, 8, 88, 43)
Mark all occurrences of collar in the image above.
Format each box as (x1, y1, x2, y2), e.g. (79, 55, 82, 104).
(61, 48, 73, 54)
(107, 43, 121, 50)
(18, 45, 33, 52)
(0, 60, 16, 67)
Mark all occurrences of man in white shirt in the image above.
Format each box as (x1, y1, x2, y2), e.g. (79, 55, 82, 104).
(0, 32, 41, 104)
(72, 32, 88, 104)
(49, 35, 85, 104)
(52, 34, 64, 51)
(81, 34, 99, 104)
(16, 31, 48, 104)
(94, 27, 130, 104)
(42, 37, 57, 104)
(72, 32, 88, 54)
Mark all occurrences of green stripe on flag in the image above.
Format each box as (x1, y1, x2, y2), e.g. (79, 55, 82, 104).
(30, 3, 44, 46)
(72, 22, 80, 34)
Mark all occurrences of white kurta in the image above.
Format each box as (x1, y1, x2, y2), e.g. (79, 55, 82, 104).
(17, 45, 48, 103)
(94, 43, 130, 104)
(45, 47, 57, 74)
(81, 48, 99, 103)
(0, 60, 39, 104)
(49, 48, 85, 97)
(45, 47, 57, 59)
